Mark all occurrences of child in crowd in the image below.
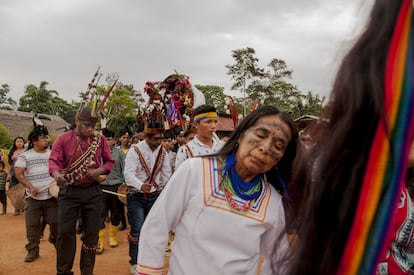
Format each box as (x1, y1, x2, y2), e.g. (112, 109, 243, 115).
(0, 160, 9, 215)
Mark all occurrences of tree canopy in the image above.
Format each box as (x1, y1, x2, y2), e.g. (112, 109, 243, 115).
(195, 85, 227, 114)
(0, 123, 12, 148)
(0, 84, 17, 110)
(226, 47, 324, 118)
(94, 83, 140, 136)
(18, 81, 76, 122)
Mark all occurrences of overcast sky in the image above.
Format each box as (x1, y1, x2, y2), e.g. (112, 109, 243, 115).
(1, 0, 373, 103)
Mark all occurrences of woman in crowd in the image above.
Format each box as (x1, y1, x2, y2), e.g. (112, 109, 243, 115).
(136, 105, 298, 274)
(8, 136, 26, 215)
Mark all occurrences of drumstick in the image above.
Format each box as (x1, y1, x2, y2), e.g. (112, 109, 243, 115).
(28, 181, 57, 198)
(39, 182, 56, 192)
(102, 189, 127, 197)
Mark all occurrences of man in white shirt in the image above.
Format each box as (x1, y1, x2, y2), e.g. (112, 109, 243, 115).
(161, 132, 176, 172)
(175, 104, 224, 169)
(124, 120, 172, 274)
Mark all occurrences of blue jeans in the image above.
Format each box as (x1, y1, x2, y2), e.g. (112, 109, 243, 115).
(127, 192, 159, 265)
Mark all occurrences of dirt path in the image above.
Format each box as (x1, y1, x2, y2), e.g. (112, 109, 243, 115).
(0, 197, 132, 275)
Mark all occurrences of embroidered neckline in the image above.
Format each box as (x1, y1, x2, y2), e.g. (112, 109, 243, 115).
(219, 155, 263, 213)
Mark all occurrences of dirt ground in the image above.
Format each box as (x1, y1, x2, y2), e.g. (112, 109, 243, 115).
(0, 197, 133, 275)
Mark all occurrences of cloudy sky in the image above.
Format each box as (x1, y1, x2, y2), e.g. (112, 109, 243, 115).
(1, 0, 373, 103)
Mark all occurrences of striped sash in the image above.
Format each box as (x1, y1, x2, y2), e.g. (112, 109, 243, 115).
(133, 146, 165, 191)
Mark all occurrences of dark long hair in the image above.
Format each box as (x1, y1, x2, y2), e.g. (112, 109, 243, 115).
(286, 1, 404, 274)
(8, 136, 25, 165)
(216, 105, 298, 193)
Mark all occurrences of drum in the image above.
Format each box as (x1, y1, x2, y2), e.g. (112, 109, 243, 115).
(48, 180, 59, 199)
(117, 184, 128, 205)
(6, 183, 26, 211)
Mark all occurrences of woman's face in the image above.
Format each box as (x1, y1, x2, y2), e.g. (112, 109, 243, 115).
(235, 114, 292, 181)
(15, 138, 25, 148)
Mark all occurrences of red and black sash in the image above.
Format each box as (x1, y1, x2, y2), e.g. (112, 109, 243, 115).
(133, 145, 165, 191)
(184, 144, 194, 158)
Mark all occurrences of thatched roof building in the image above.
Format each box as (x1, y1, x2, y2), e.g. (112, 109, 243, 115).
(0, 110, 69, 140)
(294, 115, 319, 131)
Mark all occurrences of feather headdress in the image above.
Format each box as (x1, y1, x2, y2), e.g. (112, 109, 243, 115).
(78, 67, 119, 125)
(77, 66, 102, 123)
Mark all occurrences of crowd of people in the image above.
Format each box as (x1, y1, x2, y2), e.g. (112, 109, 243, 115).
(1, 0, 414, 274)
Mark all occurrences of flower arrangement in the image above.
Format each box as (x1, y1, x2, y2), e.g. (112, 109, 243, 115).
(141, 73, 195, 132)
(143, 81, 161, 97)
(142, 81, 165, 130)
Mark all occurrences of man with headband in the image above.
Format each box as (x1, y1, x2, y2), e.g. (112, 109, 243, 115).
(175, 104, 224, 169)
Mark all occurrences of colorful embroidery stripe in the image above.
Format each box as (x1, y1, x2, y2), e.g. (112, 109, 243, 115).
(338, 1, 414, 274)
(136, 263, 165, 275)
(202, 158, 271, 222)
(194, 111, 218, 122)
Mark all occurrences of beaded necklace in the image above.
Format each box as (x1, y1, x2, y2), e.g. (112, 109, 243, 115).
(63, 132, 101, 184)
(220, 154, 263, 213)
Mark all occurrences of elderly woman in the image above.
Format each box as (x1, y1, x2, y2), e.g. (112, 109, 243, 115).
(135, 105, 298, 275)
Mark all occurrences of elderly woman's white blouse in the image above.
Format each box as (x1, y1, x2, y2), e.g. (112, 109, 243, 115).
(137, 157, 289, 275)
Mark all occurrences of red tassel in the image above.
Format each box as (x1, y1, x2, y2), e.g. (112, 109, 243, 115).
(98, 78, 118, 112)
(229, 96, 238, 127)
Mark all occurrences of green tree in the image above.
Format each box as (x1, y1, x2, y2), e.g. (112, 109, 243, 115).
(96, 83, 139, 135)
(299, 91, 325, 117)
(194, 85, 228, 114)
(268, 58, 293, 80)
(18, 81, 76, 122)
(246, 57, 298, 111)
(225, 47, 266, 117)
(227, 48, 324, 119)
(0, 123, 12, 148)
(51, 97, 79, 123)
(18, 81, 58, 113)
(0, 84, 17, 110)
(249, 78, 324, 118)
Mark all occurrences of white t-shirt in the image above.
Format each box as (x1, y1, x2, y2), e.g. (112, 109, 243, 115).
(15, 149, 54, 200)
(175, 134, 223, 169)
